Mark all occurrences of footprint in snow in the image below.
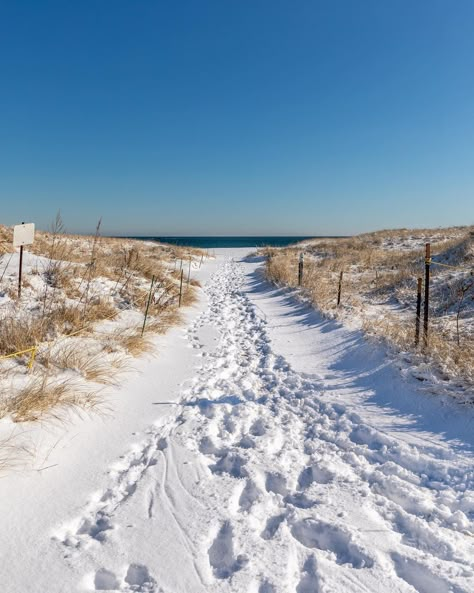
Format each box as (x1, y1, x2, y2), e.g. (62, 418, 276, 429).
(391, 553, 470, 593)
(265, 472, 288, 496)
(260, 513, 286, 540)
(239, 479, 261, 511)
(249, 419, 266, 437)
(284, 492, 316, 509)
(290, 518, 374, 569)
(94, 568, 120, 590)
(209, 451, 248, 478)
(208, 521, 248, 579)
(258, 580, 276, 593)
(93, 564, 159, 592)
(298, 464, 334, 488)
(296, 555, 321, 593)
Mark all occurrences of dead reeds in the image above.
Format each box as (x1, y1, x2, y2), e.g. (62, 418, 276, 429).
(1, 375, 103, 423)
(0, 215, 203, 430)
(265, 226, 474, 389)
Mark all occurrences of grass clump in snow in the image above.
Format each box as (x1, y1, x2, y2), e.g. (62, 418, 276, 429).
(1, 375, 103, 423)
(0, 433, 32, 475)
(0, 214, 204, 426)
(41, 342, 130, 385)
(264, 226, 474, 392)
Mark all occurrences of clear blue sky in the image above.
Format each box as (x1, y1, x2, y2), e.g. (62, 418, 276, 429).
(0, 1, 473, 236)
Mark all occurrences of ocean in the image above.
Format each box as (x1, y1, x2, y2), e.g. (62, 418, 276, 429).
(129, 236, 337, 249)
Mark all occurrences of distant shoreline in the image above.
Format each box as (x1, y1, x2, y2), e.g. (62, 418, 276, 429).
(122, 236, 347, 248)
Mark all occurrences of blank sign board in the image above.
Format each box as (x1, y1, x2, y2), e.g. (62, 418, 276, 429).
(13, 223, 35, 248)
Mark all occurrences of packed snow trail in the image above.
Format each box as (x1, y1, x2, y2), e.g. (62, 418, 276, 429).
(55, 258, 474, 592)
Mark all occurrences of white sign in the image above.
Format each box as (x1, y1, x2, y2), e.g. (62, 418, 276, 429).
(13, 223, 35, 248)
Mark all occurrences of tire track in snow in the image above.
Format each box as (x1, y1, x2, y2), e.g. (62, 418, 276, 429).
(55, 258, 474, 592)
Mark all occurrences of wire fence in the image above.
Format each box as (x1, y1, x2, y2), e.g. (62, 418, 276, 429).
(266, 241, 473, 357)
(0, 251, 206, 372)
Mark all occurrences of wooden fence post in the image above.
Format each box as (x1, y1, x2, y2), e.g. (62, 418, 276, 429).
(415, 277, 422, 346)
(187, 257, 191, 285)
(423, 243, 431, 348)
(298, 253, 304, 286)
(337, 271, 343, 306)
(178, 269, 184, 307)
(141, 275, 155, 336)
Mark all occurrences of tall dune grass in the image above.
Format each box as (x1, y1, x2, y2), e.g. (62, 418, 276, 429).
(0, 215, 204, 426)
(264, 226, 474, 391)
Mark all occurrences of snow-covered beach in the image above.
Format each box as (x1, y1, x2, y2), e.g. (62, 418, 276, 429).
(1, 248, 473, 592)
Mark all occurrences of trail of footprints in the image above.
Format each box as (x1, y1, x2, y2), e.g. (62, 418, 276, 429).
(55, 259, 473, 592)
(184, 260, 474, 591)
(57, 430, 167, 549)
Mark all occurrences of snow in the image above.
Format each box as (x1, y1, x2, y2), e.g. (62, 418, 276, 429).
(294, 231, 474, 392)
(1, 248, 474, 592)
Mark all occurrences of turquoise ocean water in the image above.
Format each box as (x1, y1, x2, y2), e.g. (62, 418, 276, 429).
(129, 236, 341, 249)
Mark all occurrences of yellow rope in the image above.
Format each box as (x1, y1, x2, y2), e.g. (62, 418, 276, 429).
(430, 260, 472, 271)
(28, 346, 37, 369)
(0, 346, 37, 371)
(0, 347, 37, 360)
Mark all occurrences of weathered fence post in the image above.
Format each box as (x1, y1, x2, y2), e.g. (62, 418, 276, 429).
(141, 275, 155, 336)
(415, 277, 422, 346)
(187, 257, 191, 285)
(178, 269, 184, 307)
(199, 254, 204, 268)
(298, 253, 304, 286)
(337, 271, 344, 306)
(423, 243, 431, 348)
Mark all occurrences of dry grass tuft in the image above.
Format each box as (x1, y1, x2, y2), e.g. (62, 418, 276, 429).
(2, 375, 103, 423)
(146, 308, 182, 334)
(110, 307, 183, 355)
(180, 286, 198, 307)
(115, 330, 153, 356)
(0, 299, 119, 358)
(43, 342, 130, 384)
(0, 315, 44, 358)
(0, 225, 13, 256)
(363, 315, 474, 385)
(57, 300, 117, 332)
(0, 433, 32, 475)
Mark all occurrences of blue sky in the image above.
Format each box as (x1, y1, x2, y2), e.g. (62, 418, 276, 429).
(0, 1, 473, 236)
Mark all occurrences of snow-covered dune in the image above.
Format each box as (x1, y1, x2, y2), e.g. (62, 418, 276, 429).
(1, 249, 473, 592)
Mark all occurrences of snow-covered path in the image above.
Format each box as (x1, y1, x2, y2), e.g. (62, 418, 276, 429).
(3, 253, 474, 592)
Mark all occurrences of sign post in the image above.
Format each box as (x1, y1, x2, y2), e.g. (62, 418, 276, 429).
(13, 222, 35, 298)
